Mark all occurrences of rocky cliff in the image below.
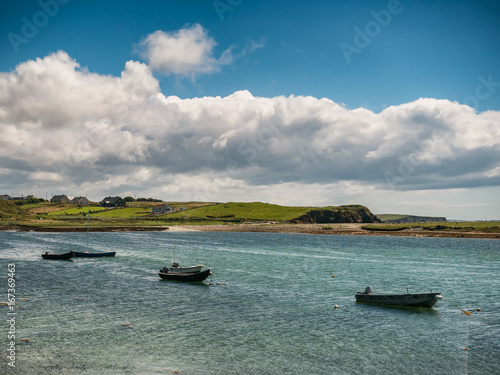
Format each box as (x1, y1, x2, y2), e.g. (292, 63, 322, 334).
(292, 205, 380, 224)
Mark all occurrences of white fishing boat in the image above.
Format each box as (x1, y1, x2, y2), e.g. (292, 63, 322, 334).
(355, 286, 442, 308)
(162, 262, 204, 273)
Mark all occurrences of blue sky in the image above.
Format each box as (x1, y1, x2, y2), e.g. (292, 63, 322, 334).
(2, 0, 499, 110)
(1, 0, 499, 219)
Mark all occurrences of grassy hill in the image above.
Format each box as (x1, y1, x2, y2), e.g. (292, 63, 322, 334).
(0, 200, 26, 221)
(165, 202, 379, 224)
(165, 202, 315, 222)
(1, 201, 379, 227)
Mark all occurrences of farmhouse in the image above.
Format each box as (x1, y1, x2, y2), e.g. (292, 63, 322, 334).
(0, 195, 13, 200)
(70, 196, 90, 205)
(152, 204, 176, 213)
(50, 194, 70, 204)
(100, 196, 126, 207)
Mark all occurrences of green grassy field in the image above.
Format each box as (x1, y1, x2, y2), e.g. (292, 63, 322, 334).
(89, 207, 150, 217)
(165, 202, 317, 222)
(46, 207, 108, 216)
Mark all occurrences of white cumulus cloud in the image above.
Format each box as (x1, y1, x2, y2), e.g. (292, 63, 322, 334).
(1, 52, 499, 219)
(137, 24, 233, 77)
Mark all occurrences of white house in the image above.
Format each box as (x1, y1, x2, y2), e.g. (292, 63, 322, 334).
(152, 204, 176, 213)
(70, 196, 90, 205)
(50, 194, 70, 204)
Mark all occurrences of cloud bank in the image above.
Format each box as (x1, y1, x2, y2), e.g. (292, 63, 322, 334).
(1, 51, 499, 212)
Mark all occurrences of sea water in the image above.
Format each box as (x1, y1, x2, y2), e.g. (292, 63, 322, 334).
(0, 230, 498, 374)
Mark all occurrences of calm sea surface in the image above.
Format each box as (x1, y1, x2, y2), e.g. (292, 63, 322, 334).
(0, 231, 499, 374)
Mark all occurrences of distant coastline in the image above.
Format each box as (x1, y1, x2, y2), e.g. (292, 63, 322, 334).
(2, 223, 498, 239)
(1, 200, 498, 239)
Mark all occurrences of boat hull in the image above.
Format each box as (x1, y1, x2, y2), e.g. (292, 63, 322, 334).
(158, 269, 211, 282)
(355, 292, 442, 308)
(41, 252, 74, 260)
(72, 251, 116, 258)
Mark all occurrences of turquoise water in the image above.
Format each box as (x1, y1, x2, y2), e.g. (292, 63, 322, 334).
(0, 231, 499, 374)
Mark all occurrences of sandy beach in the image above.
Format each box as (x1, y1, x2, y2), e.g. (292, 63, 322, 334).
(166, 223, 500, 239)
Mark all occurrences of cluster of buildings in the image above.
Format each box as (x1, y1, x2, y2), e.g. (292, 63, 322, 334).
(1, 194, 37, 201)
(49, 195, 127, 207)
(1, 194, 180, 214)
(49, 195, 91, 205)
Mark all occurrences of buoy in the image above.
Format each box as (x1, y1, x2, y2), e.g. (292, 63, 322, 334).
(331, 275, 335, 278)
(477, 308, 481, 312)
(334, 305, 339, 309)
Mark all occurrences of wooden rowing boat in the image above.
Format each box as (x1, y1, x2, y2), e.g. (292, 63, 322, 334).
(72, 251, 116, 258)
(41, 251, 74, 260)
(158, 269, 212, 282)
(355, 286, 442, 308)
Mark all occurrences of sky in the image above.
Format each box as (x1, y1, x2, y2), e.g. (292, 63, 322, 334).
(0, 0, 499, 220)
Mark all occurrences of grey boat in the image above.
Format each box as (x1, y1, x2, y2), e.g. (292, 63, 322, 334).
(355, 286, 442, 308)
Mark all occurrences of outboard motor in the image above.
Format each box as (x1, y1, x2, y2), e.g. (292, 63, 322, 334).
(364, 286, 373, 295)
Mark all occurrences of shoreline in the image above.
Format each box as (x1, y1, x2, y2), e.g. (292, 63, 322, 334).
(1, 223, 499, 239)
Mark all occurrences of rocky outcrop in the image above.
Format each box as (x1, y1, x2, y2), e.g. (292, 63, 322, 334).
(292, 205, 380, 224)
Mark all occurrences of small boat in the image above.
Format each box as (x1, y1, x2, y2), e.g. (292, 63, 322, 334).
(355, 286, 442, 308)
(166, 262, 204, 273)
(158, 268, 212, 282)
(42, 251, 74, 260)
(72, 251, 116, 258)
(74, 205, 117, 258)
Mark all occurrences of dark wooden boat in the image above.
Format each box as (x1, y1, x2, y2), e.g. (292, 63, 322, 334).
(355, 286, 442, 308)
(158, 269, 212, 282)
(41, 251, 74, 260)
(72, 251, 116, 258)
